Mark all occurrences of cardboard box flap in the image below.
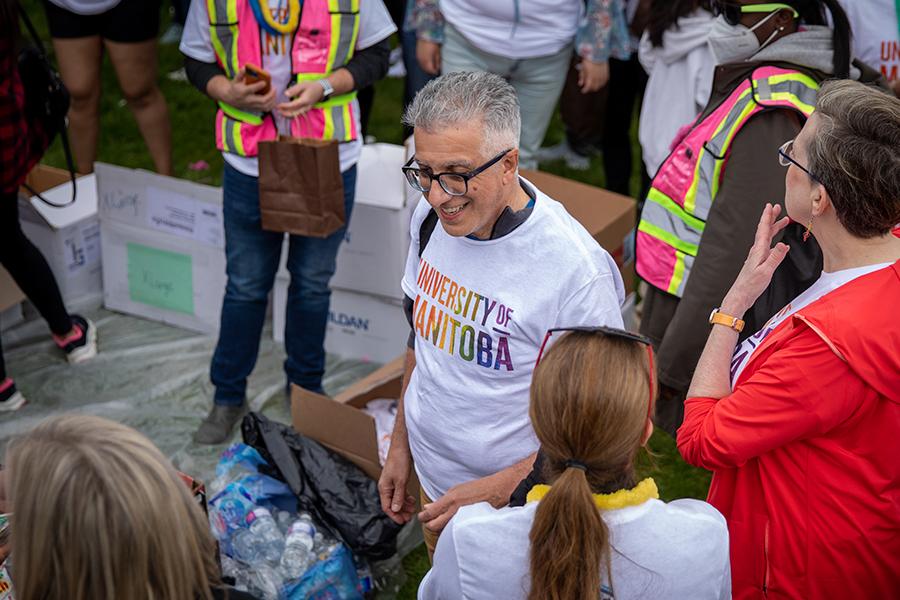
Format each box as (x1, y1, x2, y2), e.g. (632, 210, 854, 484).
(354, 144, 407, 211)
(23, 165, 97, 230)
(292, 385, 380, 466)
(333, 355, 405, 408)
(520, 169, 635, 254)
(317, 440, 383, 482)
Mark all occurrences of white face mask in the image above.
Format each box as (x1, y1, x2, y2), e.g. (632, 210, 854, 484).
(707, 11, 782, 64)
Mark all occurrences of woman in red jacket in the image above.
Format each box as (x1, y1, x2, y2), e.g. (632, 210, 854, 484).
(677, 79, 900, 599)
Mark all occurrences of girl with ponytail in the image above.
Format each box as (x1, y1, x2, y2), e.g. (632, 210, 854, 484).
(418, 328, 730, 599)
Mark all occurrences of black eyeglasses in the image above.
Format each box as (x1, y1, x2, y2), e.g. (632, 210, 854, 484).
(778, 140, 820, 183)
(535, 326, 655, 420)
(710, 1, 799, 27)
(402, 149, 512, 197)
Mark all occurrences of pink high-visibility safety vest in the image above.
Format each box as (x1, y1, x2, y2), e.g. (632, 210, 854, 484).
(205, 0, 360, 158)
(636, 66, 820, 297)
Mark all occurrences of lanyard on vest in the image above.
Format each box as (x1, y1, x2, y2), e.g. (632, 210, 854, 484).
(249, 0, 302, 35)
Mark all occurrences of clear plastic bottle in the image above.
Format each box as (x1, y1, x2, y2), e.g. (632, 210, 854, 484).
(230, 528, 260, 563)
(274, 509, 293, 535)
(312, 532, 326, 554)
(280, 519, 316, 579)
(248, 564, 282, 600)
(245, 507, 284, 564)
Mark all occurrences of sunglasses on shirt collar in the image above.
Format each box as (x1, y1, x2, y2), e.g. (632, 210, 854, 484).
(535, 326, 656, 421)
(711, 1, 800, 27)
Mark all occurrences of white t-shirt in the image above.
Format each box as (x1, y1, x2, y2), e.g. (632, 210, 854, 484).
(730, 262, 893, 386)
(180, 0, 396, 176)
(48, 0, 120, 15)
(418, 497, 731, 600)
(401, 181, 625, 500)
(441, 0, 583, 59)
(839, 0, 900, 81)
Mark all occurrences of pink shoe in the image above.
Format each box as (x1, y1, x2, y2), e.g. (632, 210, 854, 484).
(53, 315, 98, 364)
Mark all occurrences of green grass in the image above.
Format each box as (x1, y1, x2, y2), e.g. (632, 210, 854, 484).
(20, 2, 711, 595)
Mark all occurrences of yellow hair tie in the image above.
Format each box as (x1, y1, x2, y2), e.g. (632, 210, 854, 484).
(526, 478, 659, 510)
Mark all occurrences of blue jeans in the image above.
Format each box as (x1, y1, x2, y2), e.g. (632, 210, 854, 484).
(210, 162, 357, 406)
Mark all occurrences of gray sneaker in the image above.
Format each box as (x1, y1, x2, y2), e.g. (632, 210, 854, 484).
(193, 404, 247, 445)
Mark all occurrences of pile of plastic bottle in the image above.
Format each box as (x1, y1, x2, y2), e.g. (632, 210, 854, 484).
(208, 444, 375, 600)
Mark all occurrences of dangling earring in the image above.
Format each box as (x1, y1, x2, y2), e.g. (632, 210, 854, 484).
(803, 216, 814, 242)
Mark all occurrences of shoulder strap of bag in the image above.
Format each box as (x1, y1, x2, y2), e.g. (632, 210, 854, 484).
(17, 3, 78, 208)
(418, 208, 439, 258)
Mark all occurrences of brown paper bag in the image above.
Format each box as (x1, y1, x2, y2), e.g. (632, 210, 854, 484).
(258, 134, 345, 238)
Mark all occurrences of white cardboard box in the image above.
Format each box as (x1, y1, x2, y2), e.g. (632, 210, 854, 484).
(274, 277, 407, 363)
(278, 143, 418, 299)
(17, 166, 103, 311)
(95, 163, 226, 335)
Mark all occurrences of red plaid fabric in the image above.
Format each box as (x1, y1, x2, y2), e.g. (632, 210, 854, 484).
(0, 31, 48, 194)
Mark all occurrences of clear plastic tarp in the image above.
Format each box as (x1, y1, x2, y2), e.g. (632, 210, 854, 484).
(0, 305, 381, 484)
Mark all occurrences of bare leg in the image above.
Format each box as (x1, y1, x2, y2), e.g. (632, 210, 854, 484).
(51, 36, 103, 174)
(105, 38, 173, 175)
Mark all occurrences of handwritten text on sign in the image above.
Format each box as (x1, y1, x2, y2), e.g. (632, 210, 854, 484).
(126, 242, 195, 315)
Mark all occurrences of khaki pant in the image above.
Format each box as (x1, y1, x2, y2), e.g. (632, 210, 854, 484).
(441, 23, 571, 170)
(420, 489, 440, 562)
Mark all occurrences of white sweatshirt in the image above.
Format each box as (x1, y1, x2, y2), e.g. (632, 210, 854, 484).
(418, 497, 731, 600)
(638, 9, 716, 177)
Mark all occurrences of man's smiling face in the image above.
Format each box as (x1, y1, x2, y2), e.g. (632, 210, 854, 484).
(413, 120, 518, 240)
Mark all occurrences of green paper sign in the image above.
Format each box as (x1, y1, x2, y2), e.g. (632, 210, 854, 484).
(127, 243, 194, 315)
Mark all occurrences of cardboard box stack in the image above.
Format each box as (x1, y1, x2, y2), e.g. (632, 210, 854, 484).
(273, 143, 417, 363)
(17, 165, 102, 311)
(95, 163, 226, 335)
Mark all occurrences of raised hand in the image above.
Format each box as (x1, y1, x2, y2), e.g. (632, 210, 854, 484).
(722, 203, 791, 317)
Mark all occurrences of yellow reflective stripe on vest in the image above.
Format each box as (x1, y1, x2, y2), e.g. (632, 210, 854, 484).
(220, 114, 245, 155)
(670, 251, 688, 295)
(326, 0, 360, 71)
(218, 101, 263, 125)
(646, 188, 705, 236)
(208, 0, 240, 78)
(709, 98, 756, 199)
(684, 85, 753, 215)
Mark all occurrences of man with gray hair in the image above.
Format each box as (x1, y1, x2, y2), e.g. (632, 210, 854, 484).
(378, 71, 626, 555)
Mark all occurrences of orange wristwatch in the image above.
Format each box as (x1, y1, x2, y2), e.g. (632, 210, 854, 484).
(709, 308, 745, 332)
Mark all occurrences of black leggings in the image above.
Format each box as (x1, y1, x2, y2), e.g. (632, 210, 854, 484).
(0, 191, 72, 379)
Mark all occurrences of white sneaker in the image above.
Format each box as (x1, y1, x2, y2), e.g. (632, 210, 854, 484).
(54, 315, 98, 364)
(0, 378, 26, 412)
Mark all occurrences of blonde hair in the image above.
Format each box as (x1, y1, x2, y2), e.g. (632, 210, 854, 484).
(528, 331, 655, 600)
(6, 415, 220, 600)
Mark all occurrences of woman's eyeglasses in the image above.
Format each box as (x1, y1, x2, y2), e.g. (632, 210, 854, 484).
(710, 1, 799, 27)
(778, 139, 820, 183)
(535, 326, 655, 420)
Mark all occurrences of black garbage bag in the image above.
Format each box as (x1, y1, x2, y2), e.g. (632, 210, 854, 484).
(241, 412, 401, 560)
